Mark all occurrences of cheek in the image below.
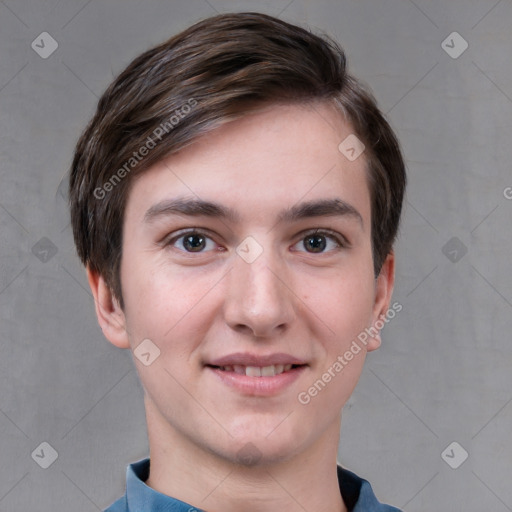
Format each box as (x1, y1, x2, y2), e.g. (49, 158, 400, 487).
(300, 272, 374, 412)
(121, 264, 215, 399)
(305, 264, 376, 338)
(121, 257, 218, 345)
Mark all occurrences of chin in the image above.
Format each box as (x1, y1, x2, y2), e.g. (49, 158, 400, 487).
(218, 432, 304, 469)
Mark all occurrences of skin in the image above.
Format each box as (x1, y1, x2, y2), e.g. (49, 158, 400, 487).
(87, 102, 395, 512)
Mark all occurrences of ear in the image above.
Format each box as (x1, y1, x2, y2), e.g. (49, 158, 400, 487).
(86, 266, 130, 349)
(366, 251, 395, 352)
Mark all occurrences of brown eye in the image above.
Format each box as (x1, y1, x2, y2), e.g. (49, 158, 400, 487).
(167, 230, 217, 253)
(304, 234, 327, 253)
(182, 233, 206, 252)
(291, 229, 345, 254)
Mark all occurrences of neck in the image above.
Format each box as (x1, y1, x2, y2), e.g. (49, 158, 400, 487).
(143, 397, 347, 512)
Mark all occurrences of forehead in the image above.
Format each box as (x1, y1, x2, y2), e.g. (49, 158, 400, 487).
(125, 102, 371, 227)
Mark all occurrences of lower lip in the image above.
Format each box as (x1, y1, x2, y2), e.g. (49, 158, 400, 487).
(206, 366, 307, 396)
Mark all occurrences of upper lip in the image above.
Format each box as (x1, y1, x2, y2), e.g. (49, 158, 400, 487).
(207, 352, 308, 367)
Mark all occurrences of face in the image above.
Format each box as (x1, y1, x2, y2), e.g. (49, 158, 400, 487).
(93, 102, 394, 467)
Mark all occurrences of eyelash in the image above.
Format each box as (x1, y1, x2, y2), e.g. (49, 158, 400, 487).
(166, 229, 220, 254)
(165, 228, 348, 254)
(294, 228, 348, 252)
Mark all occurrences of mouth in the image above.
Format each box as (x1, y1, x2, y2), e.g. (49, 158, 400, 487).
(205, 362, 308, 396)
(206, 363, 307, 377)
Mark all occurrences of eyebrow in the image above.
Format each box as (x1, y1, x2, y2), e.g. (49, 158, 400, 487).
(144, 197, 240, 223)
(143, 197, 363, 227)
(279, 198, 363, 226)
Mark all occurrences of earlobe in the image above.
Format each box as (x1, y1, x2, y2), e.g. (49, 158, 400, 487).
(86, 266, 130, 349)
(367, 251, 395, 352)
(366, 329, 381, 352)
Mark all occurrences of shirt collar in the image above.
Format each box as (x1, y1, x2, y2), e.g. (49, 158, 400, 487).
(119, 458, 400, 512)
(126, 458, 193, 511)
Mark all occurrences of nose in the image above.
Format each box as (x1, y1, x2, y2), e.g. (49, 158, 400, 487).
(223, 245, 295, 338)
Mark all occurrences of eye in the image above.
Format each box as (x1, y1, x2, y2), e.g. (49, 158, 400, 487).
(167, 230, 218, 253)
(291, 229, 346, 254)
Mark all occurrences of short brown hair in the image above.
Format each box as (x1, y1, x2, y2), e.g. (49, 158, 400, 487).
(69, 12, 406, 309)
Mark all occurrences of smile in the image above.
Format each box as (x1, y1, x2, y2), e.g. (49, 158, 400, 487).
(210, 364, 304, 377)
(206, 364, 308, 396)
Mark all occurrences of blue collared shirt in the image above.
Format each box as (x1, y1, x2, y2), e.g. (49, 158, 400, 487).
(104, 458, 402, 511)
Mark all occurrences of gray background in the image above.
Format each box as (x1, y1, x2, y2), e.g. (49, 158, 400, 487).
(1, 0, 511, 510)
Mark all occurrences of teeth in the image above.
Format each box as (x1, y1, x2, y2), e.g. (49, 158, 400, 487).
(261, 365, 275, 377)
(218, 364, 294, 376)
(246, 366, 262, 377)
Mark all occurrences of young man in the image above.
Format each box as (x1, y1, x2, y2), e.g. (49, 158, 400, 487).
(69, 11, 406, 512)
